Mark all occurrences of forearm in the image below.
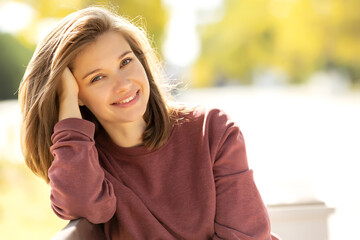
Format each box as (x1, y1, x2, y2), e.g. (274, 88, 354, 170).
(57, 67, 82, 121)
(49, 119, 116, 223)
(58, 95, 82, 121)
(214, 170, 272, 239)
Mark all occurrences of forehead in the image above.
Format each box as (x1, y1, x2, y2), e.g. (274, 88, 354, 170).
(72, 31, 131, 69)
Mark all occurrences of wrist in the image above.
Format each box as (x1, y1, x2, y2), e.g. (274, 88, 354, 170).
(58, 96, 82, 121)
(58, 92, 78, 103)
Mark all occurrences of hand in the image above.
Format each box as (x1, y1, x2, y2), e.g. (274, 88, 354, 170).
(58, 67, 79, 101)
(57, 67, 82, 121)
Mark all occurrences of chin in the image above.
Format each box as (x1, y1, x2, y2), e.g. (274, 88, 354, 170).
(120, 108, 147, 123)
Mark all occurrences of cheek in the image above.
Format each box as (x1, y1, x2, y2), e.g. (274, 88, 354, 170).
(139, 67, 150, 89)
(135, 65, 150, 96)
(78, 87, 98, 108)
(143, 78, 150, 101)
(144, 74, 150, 88)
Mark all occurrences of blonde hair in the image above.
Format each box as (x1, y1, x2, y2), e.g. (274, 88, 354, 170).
(19, 6, 177, 183)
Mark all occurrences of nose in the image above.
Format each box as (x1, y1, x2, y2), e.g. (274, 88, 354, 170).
(113, 72, 131, 94)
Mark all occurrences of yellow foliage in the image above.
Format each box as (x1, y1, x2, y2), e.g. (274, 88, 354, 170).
(14, 0, 168, 54)
(193, 0, 360, 86)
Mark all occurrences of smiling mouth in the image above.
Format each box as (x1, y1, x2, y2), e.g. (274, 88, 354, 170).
(111, 90, 139, 105)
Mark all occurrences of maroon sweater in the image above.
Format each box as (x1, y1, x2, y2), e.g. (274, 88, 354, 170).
(49, 107, 278, 240)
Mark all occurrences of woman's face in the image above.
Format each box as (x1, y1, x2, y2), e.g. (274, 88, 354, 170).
(71, 31, 150, 127)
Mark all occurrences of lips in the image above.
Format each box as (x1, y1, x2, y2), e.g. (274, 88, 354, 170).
(111, 90, 139, 105)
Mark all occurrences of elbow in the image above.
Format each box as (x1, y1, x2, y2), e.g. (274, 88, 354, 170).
(51, 195, 116, 224)
(49, 175, 117, 223)
(85, 196, 117, 223)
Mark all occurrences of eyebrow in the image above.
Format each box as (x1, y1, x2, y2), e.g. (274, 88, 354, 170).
(81, 50, 133, 80)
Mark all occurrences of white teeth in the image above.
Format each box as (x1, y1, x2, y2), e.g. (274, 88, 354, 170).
(116, 93, 136, 104)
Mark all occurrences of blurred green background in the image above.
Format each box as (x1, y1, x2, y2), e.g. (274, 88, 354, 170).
(1, 0, 360, 239)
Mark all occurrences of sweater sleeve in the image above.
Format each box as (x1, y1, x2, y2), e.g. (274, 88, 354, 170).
(48, 118, 116, 224)
(208, 109, 279, 240)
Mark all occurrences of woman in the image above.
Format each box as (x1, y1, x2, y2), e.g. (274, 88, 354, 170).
(19, 6, 279, 240)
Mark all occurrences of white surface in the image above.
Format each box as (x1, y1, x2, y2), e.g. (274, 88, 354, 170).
(268, 202, 335, 240)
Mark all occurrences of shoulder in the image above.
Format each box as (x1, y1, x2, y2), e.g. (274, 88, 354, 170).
(174, 106, 245, 161)
(175, 105, 239, 138)
(188, 106, 236, 129)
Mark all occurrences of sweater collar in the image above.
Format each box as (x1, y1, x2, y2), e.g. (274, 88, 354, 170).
(95, 125, 176, 158)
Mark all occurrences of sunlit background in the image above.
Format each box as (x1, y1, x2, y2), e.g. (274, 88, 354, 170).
(0, 0, 359, 239)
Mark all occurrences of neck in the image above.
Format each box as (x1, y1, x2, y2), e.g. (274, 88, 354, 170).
(101, 119, 147, 148)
